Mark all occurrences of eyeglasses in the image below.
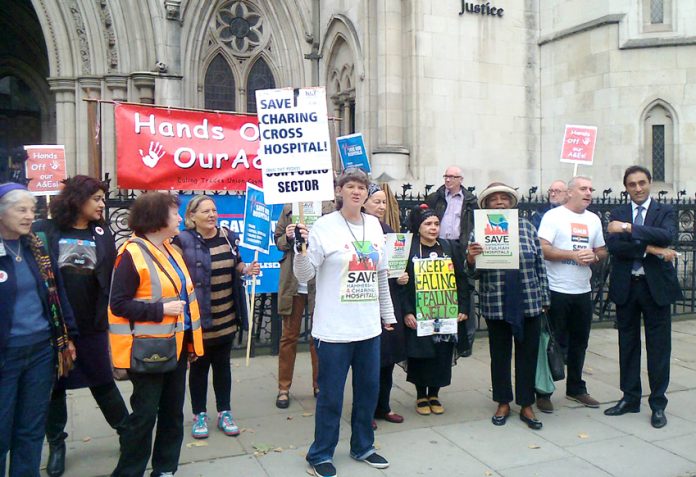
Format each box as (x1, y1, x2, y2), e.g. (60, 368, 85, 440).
(443, 175, 462, 180)
(548, 189, 567, 194)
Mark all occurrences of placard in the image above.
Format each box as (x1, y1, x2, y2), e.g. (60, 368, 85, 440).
(177, 194, 283, 293)
(473, 209, 519, 269)
(560, 125, 597, 165)
(414, 257, 458, 337)
(336, 133, 370, 173)
(23, 145, 66, 195)
(385, 232, 413, 279)
(240, 183, 272, 254)
(291, 201, 323, 230)
(256, 87, 335, 204)
(115, 103, 261, 190)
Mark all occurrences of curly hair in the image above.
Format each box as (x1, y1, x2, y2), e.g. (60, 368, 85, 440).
(128, 192, 180, 235)
(50, 175, 108, 230)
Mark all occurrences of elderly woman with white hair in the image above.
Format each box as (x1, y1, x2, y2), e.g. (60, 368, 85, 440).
(0, 183, 77, 477)
(466, 182, 550, 430)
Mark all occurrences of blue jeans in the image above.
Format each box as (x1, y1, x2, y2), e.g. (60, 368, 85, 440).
(306, 336, 380, 466)
(0, 340, 56, 477)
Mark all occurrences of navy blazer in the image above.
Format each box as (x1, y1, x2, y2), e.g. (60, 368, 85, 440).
(606, 200, 682, 307)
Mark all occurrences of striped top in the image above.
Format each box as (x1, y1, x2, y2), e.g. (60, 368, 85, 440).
(203, 233, 239, 345)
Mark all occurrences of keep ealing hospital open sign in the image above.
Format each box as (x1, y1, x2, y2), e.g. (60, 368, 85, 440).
(255, 87, 335, 204)
(115, 103, 261, 191)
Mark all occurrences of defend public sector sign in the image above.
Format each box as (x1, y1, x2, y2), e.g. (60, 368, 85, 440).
(115, 103, 261, 191)
(255, 87, 335, 205)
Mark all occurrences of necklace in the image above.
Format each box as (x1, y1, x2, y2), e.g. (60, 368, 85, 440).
(4, 240, 23, 262)
(341, 211, 367, 263)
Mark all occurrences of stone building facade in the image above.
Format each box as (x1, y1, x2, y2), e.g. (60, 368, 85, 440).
(1, 0, 695, 194)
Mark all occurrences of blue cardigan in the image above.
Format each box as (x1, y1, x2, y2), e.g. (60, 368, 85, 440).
(0, 235, 77, 360)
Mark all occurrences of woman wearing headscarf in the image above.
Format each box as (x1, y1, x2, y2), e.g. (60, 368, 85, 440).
(363, 184, 407, 426)
(109, 192, 204, 477)
(0, 183, 77, 477)
(293, 168, 396, 477)
(400, 204, 469, 416)
(33, 176, 128, 477)
(173, 195, 259, 439)
(466, 183, 550, 430)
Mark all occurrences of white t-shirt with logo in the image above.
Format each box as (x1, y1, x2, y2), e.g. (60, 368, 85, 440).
(537, 205, 605, 294)
(306, 211, 387, 342)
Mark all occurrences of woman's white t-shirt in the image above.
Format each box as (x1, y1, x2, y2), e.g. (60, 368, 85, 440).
(306, 211, 387, 342)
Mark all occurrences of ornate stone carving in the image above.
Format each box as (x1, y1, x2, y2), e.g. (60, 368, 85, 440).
(165, 0, 182, 21)
(98, 0, 119, 71)
(37, 0, 61, 75)
(213, 1, 266, 57)
(68, 1, 91, 74)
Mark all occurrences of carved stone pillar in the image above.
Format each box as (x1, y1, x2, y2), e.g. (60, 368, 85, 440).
(131, 73, 156, 104)
(48, 78, 77, 175)
(104, 75, 129, 180)
(372, 0, 409, 181)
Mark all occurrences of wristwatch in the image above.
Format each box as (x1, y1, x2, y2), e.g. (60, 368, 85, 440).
(621, 223, 629, 232)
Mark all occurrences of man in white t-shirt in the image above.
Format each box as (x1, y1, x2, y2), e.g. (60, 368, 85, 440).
(535, 176, 608, 413)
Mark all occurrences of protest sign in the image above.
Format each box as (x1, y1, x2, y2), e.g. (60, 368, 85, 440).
(385, 232, 413, 279)
(473, 209, 519, 269)
(241, 183, 272, 254)
(414, 257, 459, 337)
(291, 201, 322, 230)
(23, 145, 66, 195)
(115, 103, 261, 191)
(336, 133, 370, 173)
(177, 194, 283, 293)
(255, 87, 335, 204)
(560, 125, 597, 166)
(339, 241, 380, 303)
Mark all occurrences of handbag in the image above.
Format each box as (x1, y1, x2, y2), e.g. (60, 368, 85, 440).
(130, 335, 178, 373)
(535, 326, 555, 394)
(542, 312, 565, 382)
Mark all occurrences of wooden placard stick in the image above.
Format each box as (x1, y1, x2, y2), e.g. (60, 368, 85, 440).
(245, 249, 259, 367)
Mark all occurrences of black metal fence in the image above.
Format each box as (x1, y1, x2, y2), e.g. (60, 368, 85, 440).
(101, 184, 696, 354)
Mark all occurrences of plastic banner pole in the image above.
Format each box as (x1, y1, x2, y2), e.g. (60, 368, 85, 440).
(573, 163, 578, 177)
(245, 249, 259, 367)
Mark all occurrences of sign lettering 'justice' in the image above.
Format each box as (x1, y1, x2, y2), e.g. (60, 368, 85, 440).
(459, 1, 504, 17)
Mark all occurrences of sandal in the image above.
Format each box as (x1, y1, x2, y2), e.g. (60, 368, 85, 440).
(275, 391, 290, 409)
(416, 398, 431, 415)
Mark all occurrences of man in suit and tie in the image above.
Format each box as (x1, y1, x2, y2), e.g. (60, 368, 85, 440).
(604, 165, 682, 428)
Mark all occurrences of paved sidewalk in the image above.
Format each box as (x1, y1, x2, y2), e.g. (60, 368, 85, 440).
(45, 320, 696, 477)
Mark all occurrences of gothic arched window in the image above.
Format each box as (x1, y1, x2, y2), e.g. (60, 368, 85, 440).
(204, 54, 236, 111)
(643, 103, 674, 183)
(246, 58, 276, 113)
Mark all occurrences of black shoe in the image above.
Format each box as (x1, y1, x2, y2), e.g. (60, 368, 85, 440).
(651, 409, 667, 429)
(604, 399, 640, 416)
(520, 413, 543, 430)
(275, 391, 290, 409)
(491, 413, 509, 426)
(308, 462, 337, 477)
(46, 441, 66, 477)
(356, 453, 389, 469)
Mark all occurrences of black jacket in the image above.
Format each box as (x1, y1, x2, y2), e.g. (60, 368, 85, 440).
(425, 184, 478, 246)
(33, 219, 116, 332)
(606, 201, 683, 307)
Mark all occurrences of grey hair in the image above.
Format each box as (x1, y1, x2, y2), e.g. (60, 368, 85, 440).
(183, 195, 216, 229)
(568, 176, 592, 189)
(0, 189, 36, 216)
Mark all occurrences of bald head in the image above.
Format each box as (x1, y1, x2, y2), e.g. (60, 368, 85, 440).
(443, 166, 463, 193)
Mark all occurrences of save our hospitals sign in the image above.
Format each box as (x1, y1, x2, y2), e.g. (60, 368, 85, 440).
(115, 103, 262, 191)
(255, 87, 335, 205)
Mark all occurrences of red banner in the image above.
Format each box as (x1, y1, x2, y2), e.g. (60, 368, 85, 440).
(115, 104, 261, 190)
(560, 124, 597, 166)
(24, 145, 67, 195)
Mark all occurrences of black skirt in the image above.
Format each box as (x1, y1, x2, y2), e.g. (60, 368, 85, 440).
(406, 341, 455, 388)
(55, 330, 114, 390)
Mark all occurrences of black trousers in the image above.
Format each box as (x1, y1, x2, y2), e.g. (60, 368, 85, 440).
(541, 291, 592, 397)
(486, 316, 540, 407)
(616, 278, 671, 411)
(46, 382, 128, 443)
(189, 340, 232, 415)
(112, 349, 188, 477)
(375, 363, 394, 416)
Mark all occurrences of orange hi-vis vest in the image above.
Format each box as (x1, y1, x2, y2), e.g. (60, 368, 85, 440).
(108, 236, 204, 369)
